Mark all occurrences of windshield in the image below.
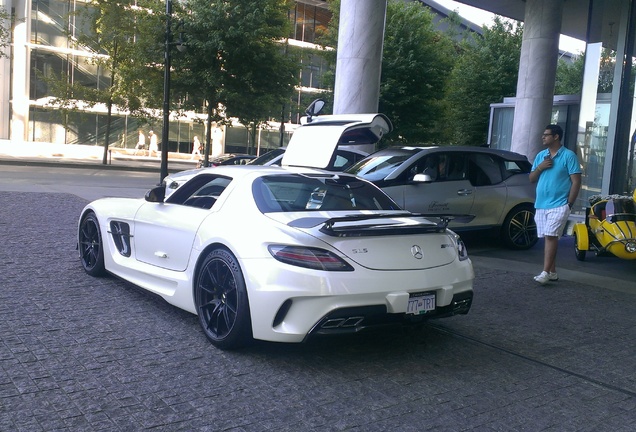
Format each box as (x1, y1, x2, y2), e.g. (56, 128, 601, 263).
(345, 152, 413, 181)
(606, 199, 636, 222)
(252, 174, 401, 213)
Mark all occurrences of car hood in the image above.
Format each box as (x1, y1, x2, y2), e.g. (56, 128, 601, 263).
(281, 114, 392, 170)
(266, 211, 457, 270)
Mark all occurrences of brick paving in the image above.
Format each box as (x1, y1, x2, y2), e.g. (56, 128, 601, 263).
(1, 190, 635, 431)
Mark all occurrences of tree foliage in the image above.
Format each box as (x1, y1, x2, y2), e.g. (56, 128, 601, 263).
(320, 0, 455, 144)
(47, 1, 163, 115)
(555, 54, 584, 95)
(44, 0, 166, 162)
(175, 0, 297, 155)
(379, 1, 455, 144)
(445, 17, 523, 146)
(0, 7, 10, 57)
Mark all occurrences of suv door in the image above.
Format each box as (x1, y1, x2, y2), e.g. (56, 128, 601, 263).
(383, 152, 476, 221)
(466, 153, 507, 227)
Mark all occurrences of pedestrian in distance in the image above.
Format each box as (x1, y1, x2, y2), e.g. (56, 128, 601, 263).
(148, 130, 158, 157)
(529, 124, 581, 285)
(191, 136, 202, 159)
(134, 130, 146, 155)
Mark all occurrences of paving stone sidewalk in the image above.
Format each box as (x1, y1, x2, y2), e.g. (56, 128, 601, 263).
(1, 191, 635, 431)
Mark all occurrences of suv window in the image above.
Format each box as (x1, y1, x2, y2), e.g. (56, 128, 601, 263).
(405, 153, 467, 182)
(469, 154, 503, 186)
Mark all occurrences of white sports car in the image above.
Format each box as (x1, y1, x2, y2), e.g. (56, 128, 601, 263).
(78, 113, 474, 349)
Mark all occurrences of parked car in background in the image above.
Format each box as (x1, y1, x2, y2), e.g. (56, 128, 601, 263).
(197, 153, 256, 168)
(78, 113, 474, 350)
(250, 146, 368, 171)
(345, 146, 537, 250)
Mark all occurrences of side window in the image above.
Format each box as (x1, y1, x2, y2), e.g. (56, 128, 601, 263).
(468, 154, 503, 186)
(405, 155, 436, 181)
(167, 174, 231, 209)
(445, 154, 467, 180)
(412, 154, 466, 182)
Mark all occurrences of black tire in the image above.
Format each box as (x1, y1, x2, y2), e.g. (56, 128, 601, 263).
(78, 212, 106, 276)
(500, 205, 538, 250)
(195, 248, 252, 349)
(574, 232, 586, 261)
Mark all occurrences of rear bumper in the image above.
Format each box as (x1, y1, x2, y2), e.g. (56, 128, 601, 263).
(305, 290, 473, 340)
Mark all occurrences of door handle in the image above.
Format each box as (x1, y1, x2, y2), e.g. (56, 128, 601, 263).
(154, 251, 168, 258)
(456, 189, 473, 196)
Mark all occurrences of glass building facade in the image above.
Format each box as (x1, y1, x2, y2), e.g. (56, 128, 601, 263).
(2, 0, 332, 154)
(487, 0, 636, 203)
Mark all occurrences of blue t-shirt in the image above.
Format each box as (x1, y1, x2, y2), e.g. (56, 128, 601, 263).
(532, 146, 581, 209)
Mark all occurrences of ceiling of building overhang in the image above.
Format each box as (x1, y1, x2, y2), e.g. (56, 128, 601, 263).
(455, 0, 632, 50)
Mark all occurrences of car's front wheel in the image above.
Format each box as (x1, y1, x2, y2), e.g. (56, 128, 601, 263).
(501, 205, 538, 250)
(78, 212, 106, 276)
(574, 232, 586, 261)
(194, 248, 252, 349)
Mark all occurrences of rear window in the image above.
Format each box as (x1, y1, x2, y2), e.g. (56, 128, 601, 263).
(253, 175, 400, 213)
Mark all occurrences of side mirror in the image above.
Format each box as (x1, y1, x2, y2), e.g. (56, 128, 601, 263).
(413, 173, 433, 183)
(305, 98, 326, 123)
(145, 186, 166, 202)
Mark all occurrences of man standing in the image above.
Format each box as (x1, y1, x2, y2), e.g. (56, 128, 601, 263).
(529, 124, 581, 285)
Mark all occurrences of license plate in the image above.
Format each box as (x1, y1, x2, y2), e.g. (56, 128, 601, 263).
(407, 292, 436, 315)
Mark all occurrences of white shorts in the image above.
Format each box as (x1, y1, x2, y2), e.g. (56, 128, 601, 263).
(535, 204, 570, 238)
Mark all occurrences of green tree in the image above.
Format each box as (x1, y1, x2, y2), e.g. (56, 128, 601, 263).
(446, 17, 523, 146)
(45, 0, 165, 164)
(379, 1, 455, 144)
(0, 7, 10, 57)
(174, 0, 297, 158)
(319, 0, 455, 145)
(555, 54, 584, 95)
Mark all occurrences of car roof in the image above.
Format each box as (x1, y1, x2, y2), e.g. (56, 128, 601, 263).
(372, 145, 529, 162)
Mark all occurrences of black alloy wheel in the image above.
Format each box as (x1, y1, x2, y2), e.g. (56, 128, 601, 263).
(195, 248, 252, 349)
(501, 205, 538, 250)
(78, 212, 106, 276)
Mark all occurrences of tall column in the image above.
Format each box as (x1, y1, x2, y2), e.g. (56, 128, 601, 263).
(0, 0, 12, 139)
(333, 0, 386, 114)
(510, 0, 564, 162)
(10, 0, 32, 142)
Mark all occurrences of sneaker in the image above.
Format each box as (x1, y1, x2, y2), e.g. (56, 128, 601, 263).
(534, 271, 550, 285)
(548, 272, 559, 281)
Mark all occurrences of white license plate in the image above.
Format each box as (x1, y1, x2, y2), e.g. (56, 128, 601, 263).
(407, 292, 436, 315)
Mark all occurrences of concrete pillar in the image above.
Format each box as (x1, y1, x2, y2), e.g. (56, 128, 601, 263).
(0, 0, 12, 139)
(510, 0, 564, 162)
(10, 0, 32, 142)
(333, 0, 386, 114)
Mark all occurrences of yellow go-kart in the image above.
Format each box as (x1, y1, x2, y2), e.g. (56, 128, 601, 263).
(572, 191, 636, 261)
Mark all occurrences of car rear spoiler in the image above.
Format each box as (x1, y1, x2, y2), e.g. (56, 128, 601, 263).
(288, 213, 475, 237)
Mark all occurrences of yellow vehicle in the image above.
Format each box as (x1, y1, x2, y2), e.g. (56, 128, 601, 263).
(572, 193, 636, 261)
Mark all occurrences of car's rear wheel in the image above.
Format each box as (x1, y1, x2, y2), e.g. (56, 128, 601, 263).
(78, 212, 106, 277)
(500, 205, 538, 250)
(195, 248, 252, 349)
(574, 232, 586, 261)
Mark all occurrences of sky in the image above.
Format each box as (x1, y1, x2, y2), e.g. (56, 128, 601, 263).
(433, 0, 586, 54)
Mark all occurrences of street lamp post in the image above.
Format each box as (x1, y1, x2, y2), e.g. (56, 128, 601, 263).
(159, 0, 173, 185)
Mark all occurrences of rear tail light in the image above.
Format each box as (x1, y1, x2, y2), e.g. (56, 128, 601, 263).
(268, 245, 354, 271)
